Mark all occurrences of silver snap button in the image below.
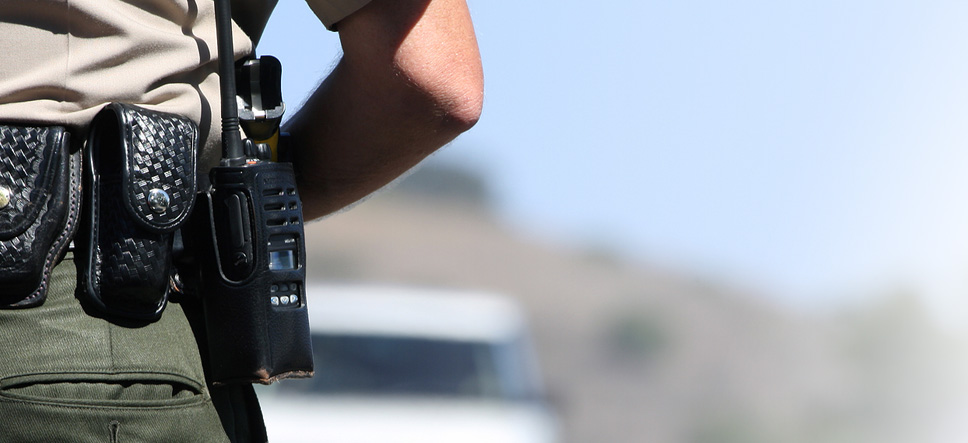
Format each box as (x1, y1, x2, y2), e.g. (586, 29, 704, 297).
(0, 186, 11, 209)
(147, 189, 170, 213)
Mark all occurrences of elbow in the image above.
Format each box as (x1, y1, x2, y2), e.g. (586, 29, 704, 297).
(392, 37, 484, 136)
(437, 77, 483, 134)
(406, 57, 484, 137)
(340, 0, 485, 137)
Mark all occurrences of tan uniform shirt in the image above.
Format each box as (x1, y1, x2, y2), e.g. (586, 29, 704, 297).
(0, 0, 369, 172)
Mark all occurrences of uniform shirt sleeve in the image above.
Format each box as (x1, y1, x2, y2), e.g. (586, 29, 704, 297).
(306, 0, 373, 30)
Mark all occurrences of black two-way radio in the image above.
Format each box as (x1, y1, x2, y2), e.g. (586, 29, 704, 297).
(191, 0, 313, 384)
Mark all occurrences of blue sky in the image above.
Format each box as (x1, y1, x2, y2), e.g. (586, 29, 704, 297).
(261, 1, 968, 326)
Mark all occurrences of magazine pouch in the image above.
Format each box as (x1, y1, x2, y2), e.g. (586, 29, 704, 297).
(78, 103, 197, 321)
(0, 125, 80, 308)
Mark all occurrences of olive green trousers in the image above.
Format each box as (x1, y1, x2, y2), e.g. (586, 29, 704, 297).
(0, 254, 262, 442)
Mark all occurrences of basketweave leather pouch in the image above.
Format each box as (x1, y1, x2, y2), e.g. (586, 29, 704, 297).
(0, 125, 81, 308)
(77, 103, 197, 321)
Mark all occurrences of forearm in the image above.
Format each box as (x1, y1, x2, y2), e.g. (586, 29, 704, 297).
(286, 0, 483, 219)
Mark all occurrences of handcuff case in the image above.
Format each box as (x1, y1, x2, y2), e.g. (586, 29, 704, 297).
(0, 125, 80, 308)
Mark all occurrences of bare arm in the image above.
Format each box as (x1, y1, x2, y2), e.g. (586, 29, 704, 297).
(285, 0, 484, 219)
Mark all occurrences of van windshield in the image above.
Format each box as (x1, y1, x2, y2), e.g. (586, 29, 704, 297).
(274, 333, 538, 400)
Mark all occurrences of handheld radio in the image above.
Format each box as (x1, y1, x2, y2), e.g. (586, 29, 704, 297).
(192, 0, 313, 384)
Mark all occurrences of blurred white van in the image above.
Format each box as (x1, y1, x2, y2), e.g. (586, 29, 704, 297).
(257, 284, 558, 443)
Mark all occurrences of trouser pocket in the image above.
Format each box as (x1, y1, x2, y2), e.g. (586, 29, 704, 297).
(0, 372, 228, 442)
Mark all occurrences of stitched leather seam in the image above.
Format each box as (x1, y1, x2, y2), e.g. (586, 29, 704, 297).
(23, 147, 81, 305)
(3, 131, 77, 308)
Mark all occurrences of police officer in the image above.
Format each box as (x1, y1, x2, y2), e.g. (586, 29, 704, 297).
(0, 0, 482, 440)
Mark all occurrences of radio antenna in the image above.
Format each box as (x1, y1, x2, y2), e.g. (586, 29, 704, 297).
(214, 0, 244, 166)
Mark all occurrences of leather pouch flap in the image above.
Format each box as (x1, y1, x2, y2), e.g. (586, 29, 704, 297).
(0, 127, 67, 240)
(110, 103, 198, 234)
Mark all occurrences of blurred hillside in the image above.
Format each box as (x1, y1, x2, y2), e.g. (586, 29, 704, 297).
(304, 162, 968, 443)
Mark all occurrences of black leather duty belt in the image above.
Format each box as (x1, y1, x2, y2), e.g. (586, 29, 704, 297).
(0, 103, 198, 320)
